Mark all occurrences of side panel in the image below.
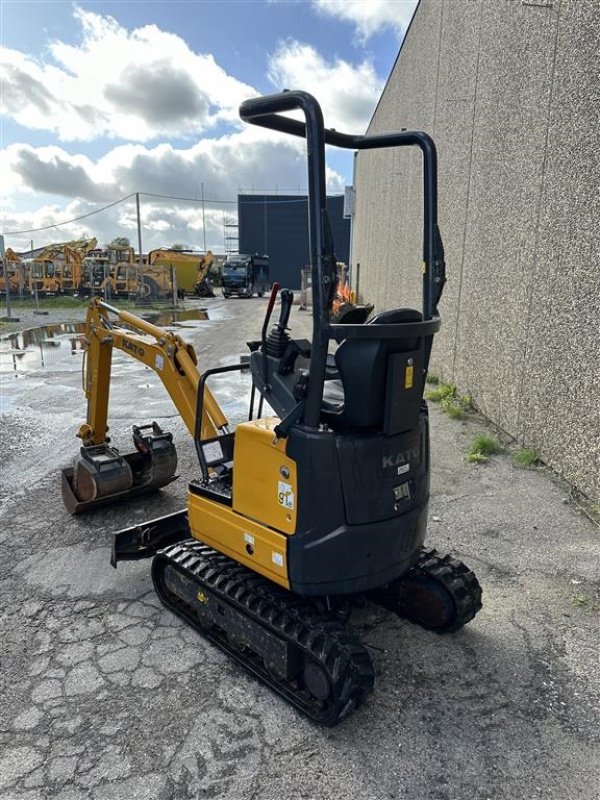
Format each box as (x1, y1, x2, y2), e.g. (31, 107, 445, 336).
(335, 413, 429, 525)
(187, 491, 290, 588)
(232, 418, 297, 535)
(285, 410, 430, 595)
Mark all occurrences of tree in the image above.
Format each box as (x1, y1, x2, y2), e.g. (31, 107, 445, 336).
(171, 242, 187, 251)
(108, 237, 130, 247)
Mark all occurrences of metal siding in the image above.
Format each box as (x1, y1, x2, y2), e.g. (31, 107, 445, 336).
(238, 195, 350, 290)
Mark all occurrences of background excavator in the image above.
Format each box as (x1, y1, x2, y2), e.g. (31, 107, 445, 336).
(147, 248, 216, 297)
(62, 91, 482, 725)
(0, 248, 25, 295)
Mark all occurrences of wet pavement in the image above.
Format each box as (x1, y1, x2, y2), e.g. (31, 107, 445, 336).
(0, 297, 598, 800)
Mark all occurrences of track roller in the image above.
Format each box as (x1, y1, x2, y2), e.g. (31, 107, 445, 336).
(152, 541, 375, 725)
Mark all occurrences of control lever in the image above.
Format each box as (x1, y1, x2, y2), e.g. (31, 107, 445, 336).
(276, 289, 294, 332)
(261, 282, 280, 392)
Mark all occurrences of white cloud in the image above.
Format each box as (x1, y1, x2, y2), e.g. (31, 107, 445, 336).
(2, 130, 346, 252)
(0, 7, 360, 253)
(3, 126, 344, 202)
(312, 0, 418, 42)
(268, 40, 383, 132)
(0, 6, 257, 142)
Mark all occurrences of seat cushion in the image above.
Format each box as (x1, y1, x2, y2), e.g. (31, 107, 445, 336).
(321, 379, 345, 414)
(321, 308, 423, 431)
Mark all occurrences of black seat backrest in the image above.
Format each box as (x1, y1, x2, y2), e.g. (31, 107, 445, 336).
(333, 308, 423, 431)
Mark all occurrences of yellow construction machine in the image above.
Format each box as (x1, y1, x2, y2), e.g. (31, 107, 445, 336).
(0, 248, 26, 295)
(28, 245, 85, 295)
(62, 92, 482, 725)
(82, 245, 172, 299)
(147, 248, 216, 297)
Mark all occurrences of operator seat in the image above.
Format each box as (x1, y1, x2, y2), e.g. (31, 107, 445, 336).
(321, 308, 423, 432)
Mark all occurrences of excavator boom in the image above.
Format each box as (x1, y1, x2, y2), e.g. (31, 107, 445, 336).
(62, 298, 228, 513)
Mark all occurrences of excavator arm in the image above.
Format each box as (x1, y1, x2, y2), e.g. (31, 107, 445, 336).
(62, 298, 229, 513)
(194, 251, 215, 296)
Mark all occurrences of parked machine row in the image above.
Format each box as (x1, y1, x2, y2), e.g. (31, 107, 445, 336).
(0, 240, 216, 299)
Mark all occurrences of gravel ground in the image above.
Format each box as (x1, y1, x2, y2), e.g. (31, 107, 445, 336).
(0, 297, 598, 800)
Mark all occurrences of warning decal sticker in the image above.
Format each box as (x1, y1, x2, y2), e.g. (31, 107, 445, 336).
(277, 481, 295, 510)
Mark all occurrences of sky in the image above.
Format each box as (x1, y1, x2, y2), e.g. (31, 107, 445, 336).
(1, 0, 418, 253)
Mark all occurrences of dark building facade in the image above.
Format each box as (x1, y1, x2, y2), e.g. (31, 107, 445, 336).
(237, 194, 350, 290)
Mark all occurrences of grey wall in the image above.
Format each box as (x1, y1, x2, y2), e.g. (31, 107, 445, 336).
(353, 0, 599, 501)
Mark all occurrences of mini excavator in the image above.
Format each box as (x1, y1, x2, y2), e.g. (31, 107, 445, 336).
(62, 92, 482, 725)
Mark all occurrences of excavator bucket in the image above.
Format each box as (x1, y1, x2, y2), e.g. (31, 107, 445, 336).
(195, 277, 215, 298)
(62, 423, 178, 514)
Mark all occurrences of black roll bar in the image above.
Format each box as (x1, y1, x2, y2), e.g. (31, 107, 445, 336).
(239, 91, 445, 429)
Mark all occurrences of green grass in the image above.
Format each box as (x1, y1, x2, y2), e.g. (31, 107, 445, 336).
(467, 452, 488, 464)
(0, 297, 166, 312)
(1, 296, 86, 309)
(513, 448, 539, 467)
(467, 434, 503, 464)
(425, 383, 456, 403)
(571, 595, 589, 607)
(426, 373, 440, 385)
(426, 382, 475, 420)
(443, 400, 465, 420)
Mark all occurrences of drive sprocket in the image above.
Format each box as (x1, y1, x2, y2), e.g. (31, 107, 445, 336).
(371, 548, 482, 633)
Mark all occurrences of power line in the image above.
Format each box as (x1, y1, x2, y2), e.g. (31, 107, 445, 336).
(140, 192, 236, 205)
(3, 193, 136, 235)
(140, 192, 313, 205)
(3, 189, 341, 237)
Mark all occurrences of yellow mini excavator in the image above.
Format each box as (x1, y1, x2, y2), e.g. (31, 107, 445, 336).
(62, 91, 482, 725)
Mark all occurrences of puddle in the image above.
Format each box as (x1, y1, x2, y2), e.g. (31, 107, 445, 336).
(0, 323, 87, 375)
(141, 308, 209, 326)
(0, 309, 211, 376)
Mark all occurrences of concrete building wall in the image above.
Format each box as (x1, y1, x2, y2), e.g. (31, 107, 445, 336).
(353, 0, 599, 501)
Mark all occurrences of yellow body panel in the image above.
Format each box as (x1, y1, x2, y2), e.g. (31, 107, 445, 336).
(187, 491, 290, 588)
(232, 418, 297, 535)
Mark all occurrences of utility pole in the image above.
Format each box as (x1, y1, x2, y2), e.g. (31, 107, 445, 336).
(0, 234, 18, 322)
(135, 193, 143, 265)
(136, 192, 145, 301)
(201, 182, 207, 253)
(31, 237, 47, 314)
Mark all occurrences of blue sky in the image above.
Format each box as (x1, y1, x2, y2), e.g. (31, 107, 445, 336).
(1, 0, 417, 251)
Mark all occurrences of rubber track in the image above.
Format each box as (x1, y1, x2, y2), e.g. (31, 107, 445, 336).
(152, 540, 375, 726)
(400, 548, 483, 633)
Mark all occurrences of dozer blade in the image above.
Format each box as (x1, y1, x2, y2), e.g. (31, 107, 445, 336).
(62, 423, 178, 514)
(111, 509, 190, 567)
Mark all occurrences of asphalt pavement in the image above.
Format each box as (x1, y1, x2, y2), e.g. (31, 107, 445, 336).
(0, 297, 598, 800)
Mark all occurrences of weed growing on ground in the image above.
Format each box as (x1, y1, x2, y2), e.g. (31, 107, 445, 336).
(513, 448, 539, 467)
(444, 401, 465, 420)
(467, 452, 488, 464)
(571, 595, 589, 607)
(425, 383, 455, 402)
(426, 382, 474, 420)
(467, 434, 503, 464)
(426, 373, 440, 385)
